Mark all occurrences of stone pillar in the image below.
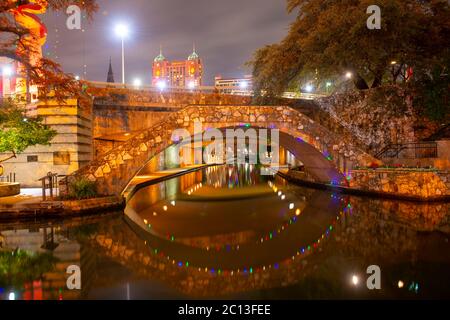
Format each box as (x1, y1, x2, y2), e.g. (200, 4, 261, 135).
(0, 98, 94, 187)
(436, 140, 450, 170)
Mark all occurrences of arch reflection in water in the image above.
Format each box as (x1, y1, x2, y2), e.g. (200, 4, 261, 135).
(126, 165, 345, 272)
(1, 165, 450, 299)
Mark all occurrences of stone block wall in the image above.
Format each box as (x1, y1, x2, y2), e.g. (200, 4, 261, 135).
(316, 88, 441, 154)
(93, 104, 179, 138)
(88, 87, 253, 108)
(0, 183, 20, 197)
(76, 105, 377, 196)
(349, 169, 450, 199)
(0, 99, 94, 187)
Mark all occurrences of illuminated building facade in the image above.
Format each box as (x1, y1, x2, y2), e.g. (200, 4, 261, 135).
(214, 75, 253, 95)
(0, 57, 16, 98)
(152, 46, 203, 89)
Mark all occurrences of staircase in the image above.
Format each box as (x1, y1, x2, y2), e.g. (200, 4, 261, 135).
(423, 124, 450, 141)
(375, 142, 438, 160)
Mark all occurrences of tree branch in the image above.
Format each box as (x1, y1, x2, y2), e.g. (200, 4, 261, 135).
(0, 150, 17, 164)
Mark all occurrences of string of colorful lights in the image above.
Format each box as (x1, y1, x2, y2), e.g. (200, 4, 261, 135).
(136, 179, 353, 275)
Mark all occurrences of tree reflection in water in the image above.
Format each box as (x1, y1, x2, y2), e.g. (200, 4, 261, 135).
(0, 249, 57, 294)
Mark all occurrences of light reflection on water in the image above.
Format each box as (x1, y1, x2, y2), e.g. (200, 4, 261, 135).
(1, 165, 449, 300)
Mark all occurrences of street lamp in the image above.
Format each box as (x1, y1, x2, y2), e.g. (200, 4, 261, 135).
(115, 23, 129, 84)
(304, 84, 314, 92)
(325, 81, 332, 94)
(345, 72, 353, 79)
(188, 81, 196, 90)
(133, 78, 142, 88)
(351, 275, 359, 286)
(2, 65, 13, 77)
(157, 80, 166, 91)
(240, 81, 249, 89)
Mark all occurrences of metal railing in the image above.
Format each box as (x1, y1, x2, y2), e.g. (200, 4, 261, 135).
(38, 172, 67, 201)
(87, 81, 217, 94)
(0, 172, 16, 183)
(376, 142, 438, 159)
(86, 81, 330, 100)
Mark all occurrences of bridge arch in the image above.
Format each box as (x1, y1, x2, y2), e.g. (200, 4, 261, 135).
(75, 105, 377, 196)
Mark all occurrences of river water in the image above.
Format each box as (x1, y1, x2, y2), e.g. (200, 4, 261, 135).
(1, 165, 449, 300)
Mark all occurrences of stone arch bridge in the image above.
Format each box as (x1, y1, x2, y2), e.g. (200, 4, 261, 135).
(75, 105, 377, 196)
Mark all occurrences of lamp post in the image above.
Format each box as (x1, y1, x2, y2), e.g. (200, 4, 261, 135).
(133, 78, 142, 88)
(2, 65, 13, 78)
(115, 24, 129, 85)
(1, 65, 13, 97)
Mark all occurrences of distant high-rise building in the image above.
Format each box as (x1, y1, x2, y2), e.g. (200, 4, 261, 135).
(152, 45, 203, 88)
(107, 58, 115, 83)
(214, 75, 253, 95)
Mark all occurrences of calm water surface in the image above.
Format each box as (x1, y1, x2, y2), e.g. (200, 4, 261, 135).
(1, 165, 449, 300)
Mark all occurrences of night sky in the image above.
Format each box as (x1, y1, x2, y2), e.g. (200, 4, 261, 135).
(42, 0, 294, 85)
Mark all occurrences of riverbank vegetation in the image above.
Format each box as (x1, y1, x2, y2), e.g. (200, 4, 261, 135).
(250, 0, 449, 122)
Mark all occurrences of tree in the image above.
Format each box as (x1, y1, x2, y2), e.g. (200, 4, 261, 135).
(250, 0, 450, 95)
(0, 249, 57, 290)
(0, 100, 56, 163)
(0, 1, 97, 162)
(0, 0, 98, 102)
(411, 55, 450, 121)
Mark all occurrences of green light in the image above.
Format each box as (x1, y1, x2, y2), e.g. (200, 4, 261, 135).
(186, 262, 189, 267)
(250, 268, 253, 274)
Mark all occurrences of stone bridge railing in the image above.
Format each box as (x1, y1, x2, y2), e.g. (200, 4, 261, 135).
(75, 105, 378, 196)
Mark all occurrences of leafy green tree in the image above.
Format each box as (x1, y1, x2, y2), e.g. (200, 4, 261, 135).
(0, 101, 56, 163)
(250, 0, 450, 96)
(412, 56, 450, 121)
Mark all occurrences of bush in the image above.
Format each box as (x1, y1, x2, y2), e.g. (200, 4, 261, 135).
(68, 178, 98, 200)
(412, 56, 450, 122)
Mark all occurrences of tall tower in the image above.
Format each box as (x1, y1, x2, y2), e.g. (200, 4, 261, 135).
(107, 58, 115, 83)
(151, 45, 203, 88)
(152, 45, 168, 86)
(186, 44, 203, 87)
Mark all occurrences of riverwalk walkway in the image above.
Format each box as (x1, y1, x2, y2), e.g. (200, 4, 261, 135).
(0, 165, 211, 219)
(123, 164, 212, 199)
